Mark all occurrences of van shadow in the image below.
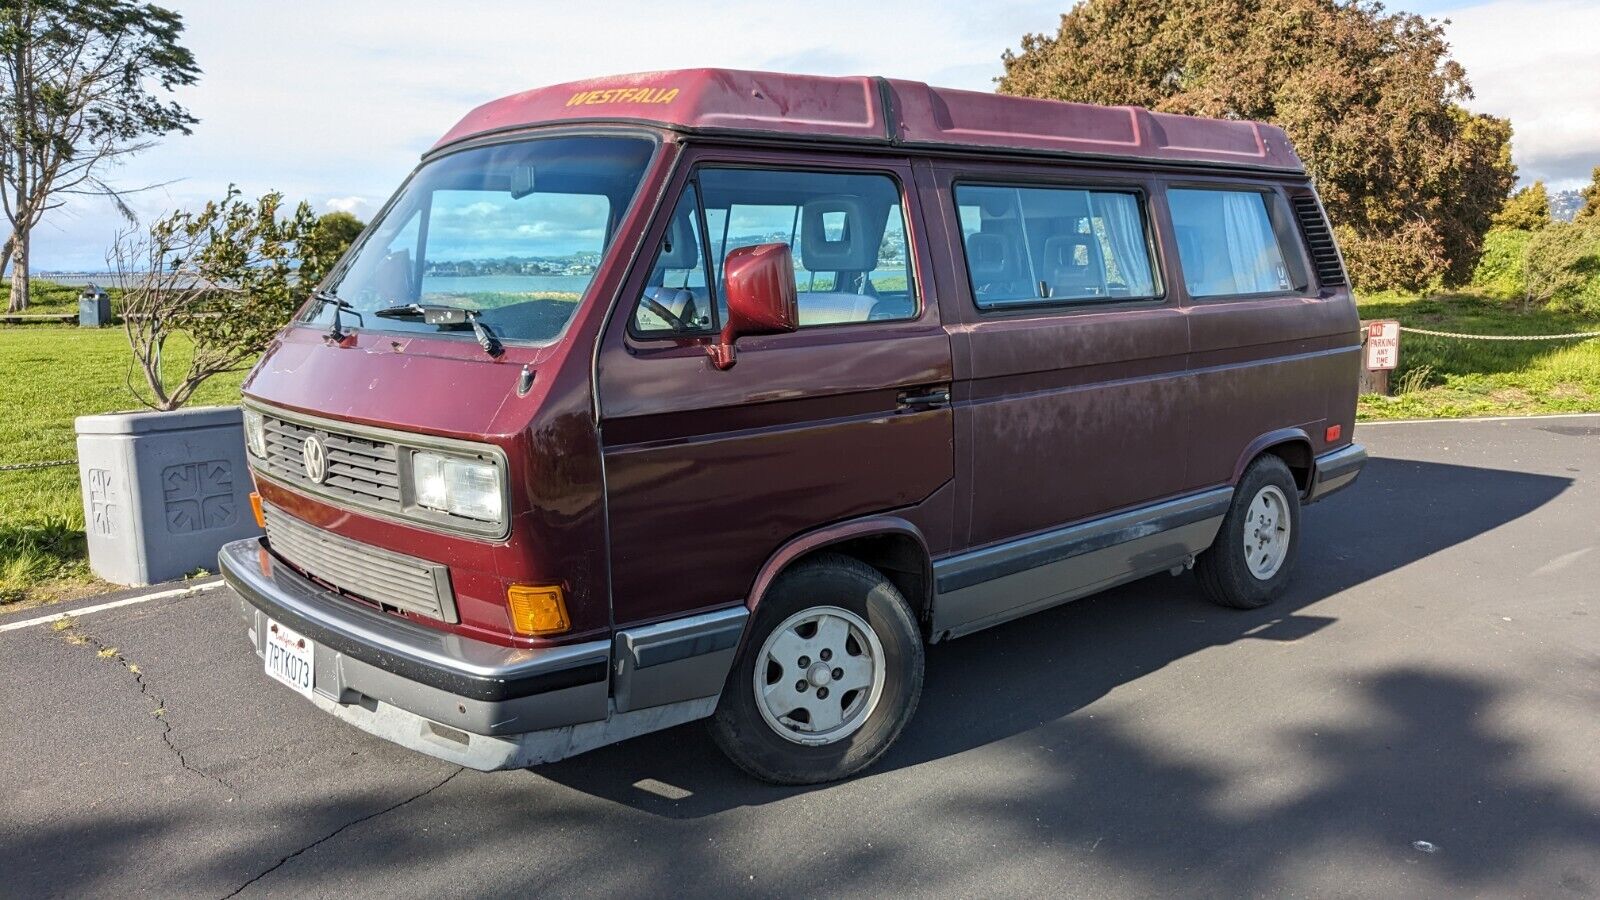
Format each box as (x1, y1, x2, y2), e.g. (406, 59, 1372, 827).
(534, 456, 1571, 818)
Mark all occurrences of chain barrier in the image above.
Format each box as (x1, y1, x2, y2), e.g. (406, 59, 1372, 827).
(1398, 325, 1600, 341)
(0, 459, 76, 473)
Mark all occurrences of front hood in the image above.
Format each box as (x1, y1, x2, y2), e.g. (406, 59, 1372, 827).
(241, 326, 552, 439)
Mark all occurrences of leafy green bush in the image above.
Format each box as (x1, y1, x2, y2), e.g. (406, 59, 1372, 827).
(114, 187, 318, 411)
(1472, 229, 1532, 300)
(1524, 221, 1600, 315)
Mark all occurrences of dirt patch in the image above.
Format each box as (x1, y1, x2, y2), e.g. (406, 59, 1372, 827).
(1548, 382, 1591, 400)
(1487, 387, 1536, 407)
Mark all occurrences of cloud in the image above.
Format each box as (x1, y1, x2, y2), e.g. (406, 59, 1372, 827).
(1442, 0, 1600, 189)
(324, 196, 372, 217)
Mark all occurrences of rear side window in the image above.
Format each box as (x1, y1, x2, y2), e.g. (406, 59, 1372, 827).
(954, 184, 1157, 308)
(631, 168, 917, 334)
(1167, 188, 1300, 298)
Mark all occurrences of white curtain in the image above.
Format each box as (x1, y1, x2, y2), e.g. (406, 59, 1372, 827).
(1092, 192, 1154, 295)
(1221, 192, 1282, 294)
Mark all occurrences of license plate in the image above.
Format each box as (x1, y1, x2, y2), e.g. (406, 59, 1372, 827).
(264, 618, 316, 700)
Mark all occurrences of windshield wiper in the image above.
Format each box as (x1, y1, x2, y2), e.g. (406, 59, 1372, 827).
(372, 303, 505, 358)
(311, 289, 362, 342)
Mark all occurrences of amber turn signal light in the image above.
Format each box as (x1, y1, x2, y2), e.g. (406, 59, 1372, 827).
(249, 491, 266, 528)
(507, 584, 570, 636)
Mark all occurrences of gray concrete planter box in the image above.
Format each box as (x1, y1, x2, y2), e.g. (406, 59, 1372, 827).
(75, 406, 262, 586)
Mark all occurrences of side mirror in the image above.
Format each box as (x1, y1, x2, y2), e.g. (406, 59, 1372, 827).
(708, 242, 798, 370)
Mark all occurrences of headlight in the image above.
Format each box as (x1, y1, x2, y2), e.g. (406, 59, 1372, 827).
(410, 451, 503, 523)
(242, 409, 267, 458)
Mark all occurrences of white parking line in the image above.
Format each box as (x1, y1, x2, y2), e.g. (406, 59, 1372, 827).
(1359, 411, 1600, 427)
(0, 580, 227, 633)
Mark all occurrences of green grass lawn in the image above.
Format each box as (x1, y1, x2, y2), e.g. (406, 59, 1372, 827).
(6, 279, 122, 317)
(1356, 291, 1600, 420)
(0, 323, 245, 605)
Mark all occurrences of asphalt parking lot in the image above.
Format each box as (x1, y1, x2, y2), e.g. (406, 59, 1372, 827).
(3, 415, 1597, 898)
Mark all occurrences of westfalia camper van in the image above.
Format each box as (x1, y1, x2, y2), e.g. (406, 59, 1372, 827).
(221, 69, 1366, 784)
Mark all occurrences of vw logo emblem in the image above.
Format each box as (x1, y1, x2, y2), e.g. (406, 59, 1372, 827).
(301, 435, 328, 484)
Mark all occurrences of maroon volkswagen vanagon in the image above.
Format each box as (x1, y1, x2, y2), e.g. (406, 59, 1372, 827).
(220, 69, 1366, 784)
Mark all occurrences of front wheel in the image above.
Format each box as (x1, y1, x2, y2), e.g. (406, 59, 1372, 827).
(1196, 454, 1302, 609)
(710, 554, 924, 784)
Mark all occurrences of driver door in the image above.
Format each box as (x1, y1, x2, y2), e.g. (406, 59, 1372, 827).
(595, 150, 956, 629)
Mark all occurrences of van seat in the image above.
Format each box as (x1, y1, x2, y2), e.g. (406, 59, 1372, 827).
(1041, 234, 1105, 299)
(797, 292, 878, 326)
(965, 232, 1031, 301)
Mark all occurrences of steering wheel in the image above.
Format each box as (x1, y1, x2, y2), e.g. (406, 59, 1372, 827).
(641, 288, 691, 332)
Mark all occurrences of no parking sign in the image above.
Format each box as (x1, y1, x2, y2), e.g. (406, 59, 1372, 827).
(1365, 320, 1400, 370)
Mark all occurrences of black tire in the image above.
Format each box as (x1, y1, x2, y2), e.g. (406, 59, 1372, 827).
(710, 553, 924, 785)
(1196, 454, 1302, 609)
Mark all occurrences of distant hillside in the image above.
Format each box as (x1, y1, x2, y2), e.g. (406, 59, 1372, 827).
(1551, 189, 1584, 222)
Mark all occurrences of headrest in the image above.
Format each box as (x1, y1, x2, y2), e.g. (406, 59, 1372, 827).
(965, 232, 1017, 281)
(1042, 233, 1103, 294)
(1041, 234, 1093, 273)
(800, 196, 884, 271)
(977, 190, 1015, 219)
(655, 206, 700, 270)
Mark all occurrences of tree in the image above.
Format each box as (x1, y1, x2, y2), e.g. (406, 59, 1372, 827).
(1, 0, 199, 312)
(999, 0, 1516, 290)
(1492, 181, 1550, 232)
(300, 210, 365, 287)
(112, 187, 315, 411)
(1576, 166, 1600, 222)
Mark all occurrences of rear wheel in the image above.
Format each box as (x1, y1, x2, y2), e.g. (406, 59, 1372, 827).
(710, 554, 923, 784)
(1196, 454, 1301, 609)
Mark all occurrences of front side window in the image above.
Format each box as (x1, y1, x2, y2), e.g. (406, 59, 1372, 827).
(631, 167, 916, 334)
(955, 184, 1157, 308)
(1167, 188, 1299, 298)
(313, 135, 655, 344)
(631, 187, 714, 333)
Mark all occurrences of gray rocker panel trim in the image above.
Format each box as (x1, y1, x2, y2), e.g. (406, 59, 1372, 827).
(612, 606, 748, 713)
(930, 488, 1233, 641)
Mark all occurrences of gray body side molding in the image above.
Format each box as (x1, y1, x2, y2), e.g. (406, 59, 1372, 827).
(930, 488, 1234, 641)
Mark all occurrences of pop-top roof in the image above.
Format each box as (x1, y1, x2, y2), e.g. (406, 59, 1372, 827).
(432, 68, 1303, 173)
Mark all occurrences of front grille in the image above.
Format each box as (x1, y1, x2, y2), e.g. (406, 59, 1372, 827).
(1290, 194, 1348, 287)
(263, 502, 458, 623)
(260, 415, 403, 513)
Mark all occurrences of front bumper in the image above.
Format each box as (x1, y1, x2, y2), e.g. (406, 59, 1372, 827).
(1306, 443, 1367, 503)
(219, 538, 744, 770)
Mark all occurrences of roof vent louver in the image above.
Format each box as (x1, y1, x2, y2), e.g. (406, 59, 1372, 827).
(1291, 194, 1347, 287)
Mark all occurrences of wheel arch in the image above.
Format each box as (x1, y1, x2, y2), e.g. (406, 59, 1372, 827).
(745, 516, 934, 634)
(1232, 428, 1315, 495)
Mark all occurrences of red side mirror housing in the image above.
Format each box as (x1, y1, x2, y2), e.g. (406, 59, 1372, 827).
(708, 242, 799, 370)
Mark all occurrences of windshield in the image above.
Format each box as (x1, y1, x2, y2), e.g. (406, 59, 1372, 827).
(309, 134, 655, 344)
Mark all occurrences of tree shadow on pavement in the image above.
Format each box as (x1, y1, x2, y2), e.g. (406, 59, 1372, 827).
(3, 457, 1591, 898)
(535, 457, 1573, 816)
(8, 663, 1597, 897)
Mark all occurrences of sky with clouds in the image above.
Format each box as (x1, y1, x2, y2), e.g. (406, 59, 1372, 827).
(26, 0, 1600, 271)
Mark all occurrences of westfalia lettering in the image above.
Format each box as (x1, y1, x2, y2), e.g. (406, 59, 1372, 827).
(565, 87, 680, 107)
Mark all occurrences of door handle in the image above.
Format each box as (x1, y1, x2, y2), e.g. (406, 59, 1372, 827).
(897, 387, 951, 411)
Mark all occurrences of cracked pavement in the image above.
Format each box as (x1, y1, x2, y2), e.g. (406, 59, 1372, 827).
(2, 416, 1598, 898)
(54, 618, 241, 798)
